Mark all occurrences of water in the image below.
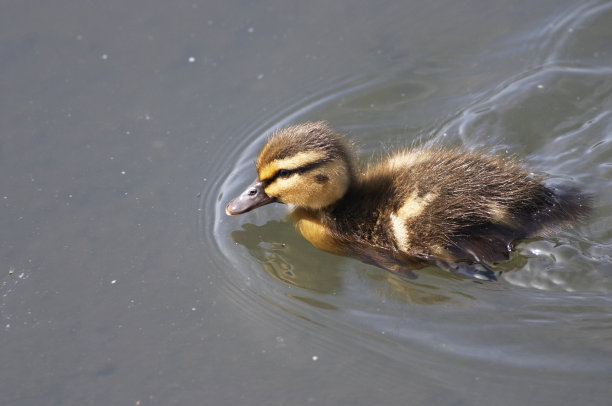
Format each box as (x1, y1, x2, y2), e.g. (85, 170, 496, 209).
(2, 0, 612, 405)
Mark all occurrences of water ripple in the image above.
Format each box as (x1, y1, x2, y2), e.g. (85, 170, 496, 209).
(199, 1, 612, 384)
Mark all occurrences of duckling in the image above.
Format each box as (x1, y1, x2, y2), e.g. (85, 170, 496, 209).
(226, 122, 590, 280)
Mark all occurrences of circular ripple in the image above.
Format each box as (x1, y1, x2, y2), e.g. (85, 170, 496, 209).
(198, 1, 612, 384)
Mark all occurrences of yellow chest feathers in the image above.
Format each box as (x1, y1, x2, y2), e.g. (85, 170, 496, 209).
(290, 208, 346, 256)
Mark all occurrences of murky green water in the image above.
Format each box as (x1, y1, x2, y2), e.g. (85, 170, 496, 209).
(2, 1, 612, 405)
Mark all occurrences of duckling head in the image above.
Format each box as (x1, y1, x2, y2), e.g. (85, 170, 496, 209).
(226, 122, 355, 215)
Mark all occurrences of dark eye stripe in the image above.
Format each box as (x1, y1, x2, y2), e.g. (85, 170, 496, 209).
(261, 159, 329, 184)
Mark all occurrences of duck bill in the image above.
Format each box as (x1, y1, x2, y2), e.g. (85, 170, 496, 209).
(225, 179, 276, 216)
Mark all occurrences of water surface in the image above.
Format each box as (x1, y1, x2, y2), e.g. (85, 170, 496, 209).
(2, 0, 612, 405)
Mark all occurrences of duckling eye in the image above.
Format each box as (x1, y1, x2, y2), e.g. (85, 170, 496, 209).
(278, 169, 291, 179)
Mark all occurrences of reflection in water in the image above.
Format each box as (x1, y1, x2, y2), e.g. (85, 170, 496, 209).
(230, 219, 344, 294)
(371, 272, 476, 305)
(230, 219, 473, 305)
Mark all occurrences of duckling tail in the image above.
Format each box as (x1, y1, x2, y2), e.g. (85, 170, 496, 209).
(522, 184, 592, 237)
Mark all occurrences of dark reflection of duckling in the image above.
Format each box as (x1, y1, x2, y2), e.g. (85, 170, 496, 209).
(230, 219, 469, 305)
(227, 122, 590, 281)
(230, 219, 344, 293)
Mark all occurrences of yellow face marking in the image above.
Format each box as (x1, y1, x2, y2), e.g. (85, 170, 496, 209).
(390, 190, 438, 252)
(263, 160, 350, 209)
(257, 150, 328, 181)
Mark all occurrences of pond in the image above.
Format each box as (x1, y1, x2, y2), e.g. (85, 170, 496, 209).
(2, 0, 612, 405)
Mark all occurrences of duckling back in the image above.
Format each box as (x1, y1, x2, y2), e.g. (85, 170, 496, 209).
(326, 147, 590, 268)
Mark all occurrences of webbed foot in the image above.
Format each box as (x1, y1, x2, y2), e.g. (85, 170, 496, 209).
(436, 260, 499, 282)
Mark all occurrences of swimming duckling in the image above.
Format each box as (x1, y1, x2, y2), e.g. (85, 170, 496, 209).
(226, 122, 590, 280)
